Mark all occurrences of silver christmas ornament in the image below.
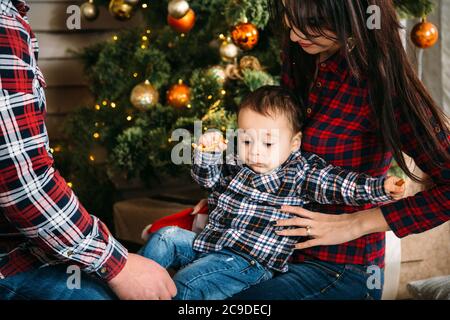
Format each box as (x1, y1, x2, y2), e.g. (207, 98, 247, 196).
(168, 0, 190, 19)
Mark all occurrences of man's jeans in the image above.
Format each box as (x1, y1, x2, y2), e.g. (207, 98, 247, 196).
(0, 264, 117, 300)
(138, 226, 274, 300)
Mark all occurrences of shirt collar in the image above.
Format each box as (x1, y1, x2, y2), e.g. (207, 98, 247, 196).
(318, 49, 348, 78)
(244, 148, 303, 182)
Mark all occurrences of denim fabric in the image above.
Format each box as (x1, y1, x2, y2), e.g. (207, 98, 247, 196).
(228, 259, 384, 300)
(139, 226, 273, 300)
(0, 264, 117, 300)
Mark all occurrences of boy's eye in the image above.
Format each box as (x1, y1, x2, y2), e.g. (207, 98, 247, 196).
(243, 140, 251, 145)
(264, 143, 273, 147)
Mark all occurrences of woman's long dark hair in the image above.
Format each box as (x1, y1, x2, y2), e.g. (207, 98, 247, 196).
(271, 0, 449, 183)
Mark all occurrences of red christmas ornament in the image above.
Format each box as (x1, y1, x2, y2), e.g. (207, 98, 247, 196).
(167, 8, 196, 33)
(166, 83, 191, 108)
(411, 18, 439, 49)
(231, 22, 259, 51)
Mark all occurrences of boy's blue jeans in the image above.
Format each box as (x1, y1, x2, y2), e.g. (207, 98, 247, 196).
(140, 226, 384, 300)
(138, 226, 274, 300)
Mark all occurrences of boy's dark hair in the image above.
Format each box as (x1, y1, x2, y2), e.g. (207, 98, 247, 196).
(238, 85, 304, 132)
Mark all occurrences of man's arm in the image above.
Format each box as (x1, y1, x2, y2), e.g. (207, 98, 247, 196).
(0, 87, 128, 281)
(299, 153, 393, 206)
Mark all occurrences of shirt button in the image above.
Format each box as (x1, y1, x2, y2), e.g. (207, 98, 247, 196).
(320, 63, 327, 68)
(435, 126, 441, 133)
(67, 250, 73, 257)
(250, 260, 256, 265)
(307, 107, 312, 114)
(316, 81, 322, 88)
(100, 267, 108, 274)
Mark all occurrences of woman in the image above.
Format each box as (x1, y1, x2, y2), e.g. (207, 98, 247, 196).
(218, 0, 449, 300)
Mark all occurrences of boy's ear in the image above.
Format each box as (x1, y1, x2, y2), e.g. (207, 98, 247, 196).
(291, 131, 302, 152)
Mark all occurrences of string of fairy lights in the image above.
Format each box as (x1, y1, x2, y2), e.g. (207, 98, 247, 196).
(59, 0, 268, 188)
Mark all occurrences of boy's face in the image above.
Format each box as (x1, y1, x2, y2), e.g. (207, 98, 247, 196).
(237, 108, 301, 174)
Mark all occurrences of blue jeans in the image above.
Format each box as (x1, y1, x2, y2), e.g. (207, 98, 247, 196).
(228, 259, 384, 300)
(0, 264, 117, 300)
(139, 226, 273, 300)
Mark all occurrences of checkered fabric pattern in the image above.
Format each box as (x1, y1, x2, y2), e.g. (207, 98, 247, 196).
(0, 0, 127, 280)
(191, 149, 392, 272)
(282, 49, 450, 268)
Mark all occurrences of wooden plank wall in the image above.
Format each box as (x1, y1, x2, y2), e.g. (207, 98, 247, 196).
(27, 0, 144, 139)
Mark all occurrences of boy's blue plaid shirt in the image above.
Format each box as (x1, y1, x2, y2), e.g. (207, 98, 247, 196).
(191, 149, 392, 272)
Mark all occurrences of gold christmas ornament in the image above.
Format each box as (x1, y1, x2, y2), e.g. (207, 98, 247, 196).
(166, 82, 191, 108)
(206, 65, 227, 85)
(220, 41, 239, 62)
(411, 18, 439, 49)
(167, 8, 196, 33)
(231, 22, 259, 50)
(130, 80, 160, 111)
(109, 0, 135, 21)
(168, 0, 190, 19)
(81, 0, 99, 21)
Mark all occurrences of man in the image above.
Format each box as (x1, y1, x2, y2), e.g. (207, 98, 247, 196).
(0, 0, 176, 300)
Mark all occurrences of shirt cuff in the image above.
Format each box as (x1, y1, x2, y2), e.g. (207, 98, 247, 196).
(94, 236, 128, 281)
(366, 176, 393, 203)
(193, 149, 223, 166)
(380, 199, 419, 238)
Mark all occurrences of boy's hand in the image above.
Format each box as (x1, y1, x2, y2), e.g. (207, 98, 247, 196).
(384, 176, 406, 200)
(193, 131, 228, 153)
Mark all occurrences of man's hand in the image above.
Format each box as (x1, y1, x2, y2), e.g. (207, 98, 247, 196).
(384, 176, 406, 200)
(108, 253, 177, 300)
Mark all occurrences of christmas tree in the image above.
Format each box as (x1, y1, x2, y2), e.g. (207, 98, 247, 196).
(55, 0, 435, 222)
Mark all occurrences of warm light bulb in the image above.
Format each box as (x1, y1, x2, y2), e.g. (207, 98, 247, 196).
(67, 182, 73, 188)
(93, 132, 100, 139)
(89, 155, 95, 162)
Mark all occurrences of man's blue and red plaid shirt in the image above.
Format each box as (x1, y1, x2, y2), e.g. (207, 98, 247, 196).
(0, 0, 127, 280)
(282, 48, 449, 268)
(191, 149, 393, 272)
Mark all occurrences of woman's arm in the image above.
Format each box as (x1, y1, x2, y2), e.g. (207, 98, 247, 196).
(274, 205, 390, 249)
(276, 109, 449, 248)
(378, 107, 450, 237)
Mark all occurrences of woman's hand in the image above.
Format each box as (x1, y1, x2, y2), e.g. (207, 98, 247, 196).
(274, 205, 391, 250)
